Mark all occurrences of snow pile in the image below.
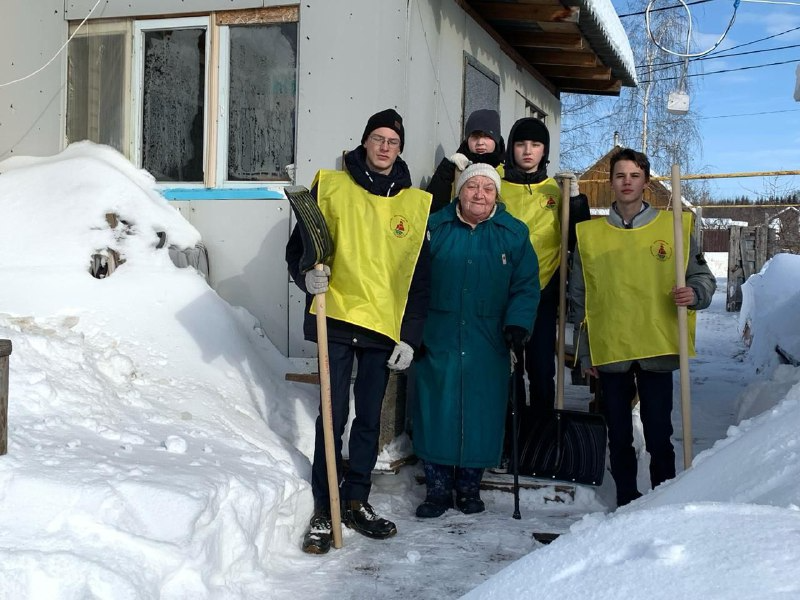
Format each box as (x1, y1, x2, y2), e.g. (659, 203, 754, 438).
(466, 253, 800, 599)
(0, 142, 319, 597)
(739, 253, 800, 373)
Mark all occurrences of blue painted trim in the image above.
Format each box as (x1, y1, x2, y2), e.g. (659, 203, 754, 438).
(162, 187, 286, 200)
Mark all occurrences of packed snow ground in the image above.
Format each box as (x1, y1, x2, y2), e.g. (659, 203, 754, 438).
(0, 143, 798, 599)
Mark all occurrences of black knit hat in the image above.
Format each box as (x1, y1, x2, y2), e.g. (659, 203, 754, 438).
(361, 108, 405, 152)
(512, 117, 549, 146)
(464, 109, 501, 148)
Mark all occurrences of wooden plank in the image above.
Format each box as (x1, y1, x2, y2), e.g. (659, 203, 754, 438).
(503, 30, 583, 50)
(522, 49, 598, 67)
(755, 224, 768, 272)
(0, 340, 10, 456)
(727, 226, 742, 312)
(216, 6, 298, 26)
(471, 2, 579, 23)
(285, 372, 320, 385)
(553, 78, 622, 94)
(536, 64, 611, 80)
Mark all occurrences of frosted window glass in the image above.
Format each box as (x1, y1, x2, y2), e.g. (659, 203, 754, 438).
(227, 23, 297, 181)
(142, 29, 205, 182)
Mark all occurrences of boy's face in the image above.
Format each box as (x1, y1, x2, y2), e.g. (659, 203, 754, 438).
(513, 140, 545, 173)
(467, 132, 496, 155)
(611, 159, 649, 205)
(363, 126, 401, 175)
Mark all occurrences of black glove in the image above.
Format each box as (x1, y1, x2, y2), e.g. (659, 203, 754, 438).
(503, 325, 528, 353)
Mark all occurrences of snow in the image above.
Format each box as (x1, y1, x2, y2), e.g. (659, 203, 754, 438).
(580, 0, 637, 84)
(1, 143, 799, 598)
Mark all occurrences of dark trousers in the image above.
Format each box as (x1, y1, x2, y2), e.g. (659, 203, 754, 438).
(503, 274, 558, 458)
(311, 341, 391, 508)
(599, 366, 676, 505)
(423, 461, 484, 501)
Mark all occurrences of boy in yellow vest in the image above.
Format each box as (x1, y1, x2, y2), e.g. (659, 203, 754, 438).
(570, 148, 716, 507)
(286, 109, 432, 553)
(499, 117, 590, 463)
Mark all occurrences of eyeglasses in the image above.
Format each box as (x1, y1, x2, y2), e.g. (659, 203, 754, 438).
(368, 134, 401, 148)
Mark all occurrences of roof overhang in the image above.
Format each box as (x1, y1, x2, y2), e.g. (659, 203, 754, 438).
(460, 0, 637, 96)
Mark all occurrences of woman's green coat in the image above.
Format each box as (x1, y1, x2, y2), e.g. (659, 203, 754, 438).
(413, 201, 540, 467)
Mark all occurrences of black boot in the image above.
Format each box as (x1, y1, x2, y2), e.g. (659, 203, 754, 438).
(342, 500, 397, 539)
(416, 493, 453, 518)
(456, 495, 485, 514)
(301, 509, 332, 554)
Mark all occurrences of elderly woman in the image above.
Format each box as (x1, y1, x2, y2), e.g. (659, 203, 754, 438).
(413, 162, 540, 518)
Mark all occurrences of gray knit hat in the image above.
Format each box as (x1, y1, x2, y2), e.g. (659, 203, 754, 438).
(455, 163, 502, 196)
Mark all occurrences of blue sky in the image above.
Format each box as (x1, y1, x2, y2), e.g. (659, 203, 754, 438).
(614, 0, 800, 200)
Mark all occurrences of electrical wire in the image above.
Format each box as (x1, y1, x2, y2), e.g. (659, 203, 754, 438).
(697, 108, 800, 119)
(618, 0, 714, 18)
(637, 56, 800, 83)
(0, 0, 105, 88)
(638, 43, 800, 72)
(646, 0, 740, 59)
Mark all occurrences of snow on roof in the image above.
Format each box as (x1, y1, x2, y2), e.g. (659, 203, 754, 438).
(570, 0, 637, 86)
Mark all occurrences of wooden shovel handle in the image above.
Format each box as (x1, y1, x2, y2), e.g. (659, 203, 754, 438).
(314, 263, 343, 548)
(671, 166, 693, 469)
(556, 178, 571, 411)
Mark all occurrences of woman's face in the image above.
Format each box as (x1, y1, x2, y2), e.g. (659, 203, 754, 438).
(467, 132, 496, 155)
(458, 175, 498, 225)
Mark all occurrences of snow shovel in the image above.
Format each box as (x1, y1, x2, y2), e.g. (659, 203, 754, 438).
(516, 176, 607, 486)
(284, 185, 342, 549)
(671, 165, 693, 469)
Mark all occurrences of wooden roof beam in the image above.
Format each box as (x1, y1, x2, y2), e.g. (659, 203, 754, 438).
(471, 2, 580, 24)
(503, 31, 584, 50)
(535, 64, 612, 80)
(521, 49, 598, 67)
(556, 78, 622, 94)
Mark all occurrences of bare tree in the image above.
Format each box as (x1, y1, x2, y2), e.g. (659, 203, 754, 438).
(561, 0, 705, 193)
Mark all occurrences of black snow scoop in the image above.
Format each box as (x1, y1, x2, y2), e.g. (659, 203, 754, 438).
(284, 185, 342, 548)
(515, 176, 607, 487)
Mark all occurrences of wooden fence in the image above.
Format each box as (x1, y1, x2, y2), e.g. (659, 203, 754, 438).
(726, 225, 771, 312)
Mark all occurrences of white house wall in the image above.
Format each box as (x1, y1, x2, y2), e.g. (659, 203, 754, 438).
(1, 0, 564, 361)
(0, 0, 65, 160)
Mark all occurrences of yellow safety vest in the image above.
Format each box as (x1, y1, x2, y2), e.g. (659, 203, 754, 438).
(576, 211, 696, 366)
(500, 177, 561, 288)
(311, 170, 431, 343)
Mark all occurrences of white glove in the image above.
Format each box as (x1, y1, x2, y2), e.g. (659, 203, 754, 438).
(556, 171, 580, 197)
(449, 152, 471, 171)
(387, 341, 414, 371)
(304, 265, 330, 295)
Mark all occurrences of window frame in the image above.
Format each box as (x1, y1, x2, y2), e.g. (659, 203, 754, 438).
(68, 8, 300, 189)
(131, 16, 211, 188)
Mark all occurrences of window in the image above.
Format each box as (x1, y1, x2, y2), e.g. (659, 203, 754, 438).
(67, 9, 298, 185)
(463, 55, 500, 128)
(515, 92, 547, 122)
(226, 24, 297, 181)
(66, 20, 131, 155)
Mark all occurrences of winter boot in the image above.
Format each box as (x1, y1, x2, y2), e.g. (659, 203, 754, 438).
(416, 493, 454, 519)
(342, 500, 397, 539)
(455, 466, 485, 514)
(455, 495, 485, 514)
(301, 509, 332, 554)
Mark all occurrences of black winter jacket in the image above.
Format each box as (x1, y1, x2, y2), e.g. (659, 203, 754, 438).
(285, 146, 431, 350)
